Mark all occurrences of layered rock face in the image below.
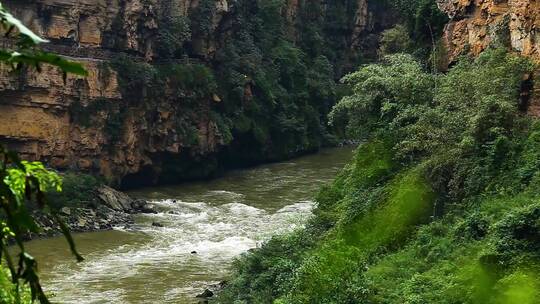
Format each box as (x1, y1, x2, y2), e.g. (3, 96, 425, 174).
(0, 0, 393, 186)
(438, 0, 540, 116)
(438, 0, 540, 61)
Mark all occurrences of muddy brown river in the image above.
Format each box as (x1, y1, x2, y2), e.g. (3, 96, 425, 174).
(23, 147, 354, 303)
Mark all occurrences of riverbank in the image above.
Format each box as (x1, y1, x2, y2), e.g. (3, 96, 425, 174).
(29, 185, 156, 239)
(33, 143, 357, 240)
(24, 146, 354, 303)
(216, 51, 540, 304)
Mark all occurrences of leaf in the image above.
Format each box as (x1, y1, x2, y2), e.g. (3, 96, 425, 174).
(1, 242, 17, 283)
(0, 47, 88, 78)
(0, 50, 88, 76)
(12, 205, 40, 233)
(52, 213, 84, 262)
(0, 4, 48, 45)
(31, 52, 88, 76)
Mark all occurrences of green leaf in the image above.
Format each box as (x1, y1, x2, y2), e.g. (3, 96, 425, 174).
(0, 4, 48, 45)
(32, 52, 88, 76)
(0, 50, 88, 76)
(52, 213, 84, 262)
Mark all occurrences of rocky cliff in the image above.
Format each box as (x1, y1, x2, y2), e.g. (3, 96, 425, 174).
(0, 0, 394, 187)
(438, 0, 540, 116)
(438, 0, 540, 61)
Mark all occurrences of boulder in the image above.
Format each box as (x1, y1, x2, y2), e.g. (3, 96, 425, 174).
(209, 280, 228, 292)
(131, 199, 157, 214)
(77, 218, 87, 228)
(218, 280, 228, 290)
(151, 222, 164, 227)
(60, 207, 71, 215)
(196, 289, 214, 298)
(97, 185, 134, 212)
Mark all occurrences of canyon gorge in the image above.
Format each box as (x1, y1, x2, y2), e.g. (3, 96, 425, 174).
(0, 0, 393, 187)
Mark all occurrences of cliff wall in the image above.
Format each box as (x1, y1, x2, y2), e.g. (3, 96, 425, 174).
(438, 0, 540, 116)
(439, 0, 540, 61)
(0, 0, 395, 186)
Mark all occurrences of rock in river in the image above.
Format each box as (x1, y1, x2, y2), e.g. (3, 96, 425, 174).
(132, 199, 158, 214)
(196, 289, 214, 298)
(97, 185, 134, 212)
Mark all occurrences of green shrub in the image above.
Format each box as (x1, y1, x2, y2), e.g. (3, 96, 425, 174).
(217, 230, 319, 304)
(0, 265, 31, 304)
(220, 49, 540, 303)
(190, 0, 215, 36)
(48, 172, 102, 209)
(156, 15, 191, 59)
(110, 55, 158, 103)
(379, 25, 413, 56)
(158, 63, 217, 100)
(329, 53, 435, 139)
(390, 0, 448, 57)
(285, 167, 435, 303)
(343, 168, 435, 248)
(313, 139, 395, 229)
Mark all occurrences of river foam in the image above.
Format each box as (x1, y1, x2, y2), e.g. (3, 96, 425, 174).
(30, 147, 354, 303)
(45, 197, 314, 303)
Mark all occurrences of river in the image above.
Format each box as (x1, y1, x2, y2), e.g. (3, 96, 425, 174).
(23, 147, 353, 303)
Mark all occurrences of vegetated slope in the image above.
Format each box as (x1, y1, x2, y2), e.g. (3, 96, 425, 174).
(0, 0, 395, 187)
(218, 49, 540, 303)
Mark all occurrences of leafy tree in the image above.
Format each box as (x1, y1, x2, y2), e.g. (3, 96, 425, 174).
(328, 53, 435, 139)
(391, 0, 447, 46)
(379, 25, 413, 56)
(218, 50, 540, 304)
(156, 15, 191, 59)
(0, 3, 86, 303)
(386, 0, 448, 67)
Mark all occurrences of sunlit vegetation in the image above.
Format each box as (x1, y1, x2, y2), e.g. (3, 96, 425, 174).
(3, 0, 540, 302)
(218, 48, 540, 303)
(0, 267, 31, 304)
(47, 172, 103, 209)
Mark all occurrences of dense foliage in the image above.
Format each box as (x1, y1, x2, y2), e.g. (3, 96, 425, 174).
(218, 49, 540, 303)
(388, 0, 448, 60)
(104, 0, 389, 174)
(211, 0, 343, 161)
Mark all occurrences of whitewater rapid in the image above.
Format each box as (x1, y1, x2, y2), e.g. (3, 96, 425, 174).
(43, 198, 314, 303)
(25, 147, 354, 303)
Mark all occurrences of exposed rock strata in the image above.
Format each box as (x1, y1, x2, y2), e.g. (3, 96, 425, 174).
(0, 0, 393, 185)
(438, 0, 540, 116)
(438, 0, 540, 62)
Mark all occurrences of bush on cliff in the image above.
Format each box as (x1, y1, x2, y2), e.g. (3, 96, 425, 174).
(105, 0, 375, 172)
(390, 0, 448, 59)
(218, 50, 540, 303)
